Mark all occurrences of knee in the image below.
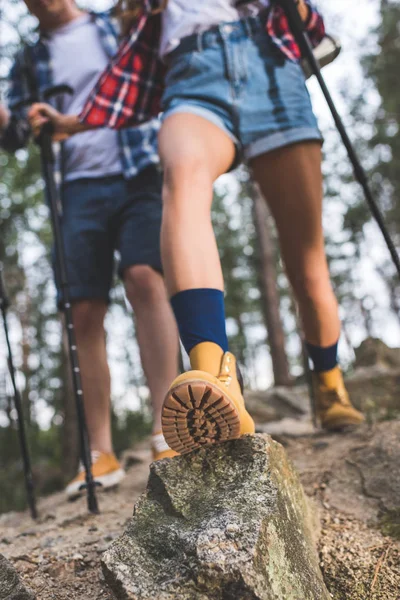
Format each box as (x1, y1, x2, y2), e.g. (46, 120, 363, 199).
(72, 300, 107, 338)
(124, 265, 162, 305)
(162, 153, 212, 208)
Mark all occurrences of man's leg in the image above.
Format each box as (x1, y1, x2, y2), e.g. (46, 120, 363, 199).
(65, 297, 125, 498)
(123, 265, 179, 434)
(117, 166, 179, 459)
(59, 176, 125, 497)
(71, 299, 111, 454)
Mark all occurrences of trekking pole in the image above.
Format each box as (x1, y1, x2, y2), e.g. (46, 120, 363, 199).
(0, 266, 37, 519)
(301, 338, 317, 428)
(38, 119, 99, 514)
(10, 49, 99, 514)
(274, 0, 400, 280)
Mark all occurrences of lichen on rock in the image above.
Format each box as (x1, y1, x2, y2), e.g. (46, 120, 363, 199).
(102, 434, 330, 600)
(0, 554, 35, 600)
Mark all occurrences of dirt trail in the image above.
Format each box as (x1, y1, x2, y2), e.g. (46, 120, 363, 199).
(0, 446, 152, 600)
(1, 424, 399, 600)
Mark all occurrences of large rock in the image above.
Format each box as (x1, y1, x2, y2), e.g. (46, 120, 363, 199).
(345, 365, 400, 419)
(0, 554, 35, 600)
(102, 435, 330, 600)
(354, 337, 400, 369)
(246, 387, 310, 423)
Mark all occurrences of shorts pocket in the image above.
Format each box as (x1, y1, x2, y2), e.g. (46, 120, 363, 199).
(165, 51, 198, 86)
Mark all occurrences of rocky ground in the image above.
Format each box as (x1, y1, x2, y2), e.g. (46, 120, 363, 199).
(1, 420, 399, 600)
(0, 442, 153, 600)
(278, 421, 400, 600)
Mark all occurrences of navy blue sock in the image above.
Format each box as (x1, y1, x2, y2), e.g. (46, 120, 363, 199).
(170, 289, 228, 355)
(306, 341, 338, 373)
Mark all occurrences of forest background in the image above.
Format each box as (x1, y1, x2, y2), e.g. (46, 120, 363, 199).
(0, 0, 399, 512)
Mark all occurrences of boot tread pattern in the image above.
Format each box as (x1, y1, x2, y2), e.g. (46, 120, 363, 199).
(162, 381, 241, 454)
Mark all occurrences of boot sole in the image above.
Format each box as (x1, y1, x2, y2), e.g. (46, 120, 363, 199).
(162, 379, 241, 454)
(322, 420, 364, 433)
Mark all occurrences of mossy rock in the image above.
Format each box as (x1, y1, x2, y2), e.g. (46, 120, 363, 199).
(102, 434, 330, 600)
(0, 554, 35, 600)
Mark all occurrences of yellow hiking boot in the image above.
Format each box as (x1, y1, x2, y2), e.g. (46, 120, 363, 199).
(314, 366, 365, 431)
(152, 431, 179, 461)
(65, 451, 125, 499)
(162, 342, 255, 454)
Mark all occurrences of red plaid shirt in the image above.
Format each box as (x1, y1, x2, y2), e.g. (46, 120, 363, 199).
(80, 1, 325, 129)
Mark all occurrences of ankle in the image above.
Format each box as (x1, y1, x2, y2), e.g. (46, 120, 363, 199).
(90, 445, 113, 456)
(189, 342, 224, 375)
(152, 424, 163, 436)
(315, 365, 343, 389)
(306, 340, 339, 374)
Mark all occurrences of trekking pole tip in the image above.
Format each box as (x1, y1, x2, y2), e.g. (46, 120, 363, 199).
(88, 490, 100, 515)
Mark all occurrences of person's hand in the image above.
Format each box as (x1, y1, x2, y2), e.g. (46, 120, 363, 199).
(28, 103, 71, 141)
(297, 0, 310, 21)
(0, 103, 10, 131)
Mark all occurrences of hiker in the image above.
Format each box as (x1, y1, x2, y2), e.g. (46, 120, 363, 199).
(28, 0, 365, 455)
(0, 0, 180, 499)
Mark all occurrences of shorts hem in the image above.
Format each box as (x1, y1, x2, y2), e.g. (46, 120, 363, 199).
(118, 260, 163, 279)
(57, 286, 111, 308)
(162, 104, 240, 148)
(245, 128, 323, 160)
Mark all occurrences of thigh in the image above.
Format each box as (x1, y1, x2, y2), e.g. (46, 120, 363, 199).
(59, 178, 116, 303)
(159, 113, 236, 192)
(161, 42, 240, 166)
(250, 142, 327, 283)
(116, 166, 164, 276)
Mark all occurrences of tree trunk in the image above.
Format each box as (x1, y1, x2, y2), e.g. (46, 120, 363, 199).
(61, 328, 79, 480)
(252, 184, 292, 386)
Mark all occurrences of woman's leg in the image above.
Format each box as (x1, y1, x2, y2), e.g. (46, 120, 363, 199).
(159, 113, 235, 295)
(159, 113, 235, 355)
(251, 142, 339, 347)
(251, 141, 364, 429)
(159, 113, 255, 453)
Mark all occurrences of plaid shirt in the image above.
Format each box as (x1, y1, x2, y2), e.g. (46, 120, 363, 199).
(1, 11, 160, 180)
(80, 0, 325, 130)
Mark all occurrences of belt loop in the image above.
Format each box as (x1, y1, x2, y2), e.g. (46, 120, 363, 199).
(197, 32, 203, 53)
(244, 16, 253, 38)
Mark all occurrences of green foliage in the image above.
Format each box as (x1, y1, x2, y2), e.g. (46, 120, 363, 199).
(1, 0, 400, 515)
(111, 409, 152, 457)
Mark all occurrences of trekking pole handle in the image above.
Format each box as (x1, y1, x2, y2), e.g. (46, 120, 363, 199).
(274, 0, 306, 29)
(10, 84, 73, 112)
(273, 0, 311, 57)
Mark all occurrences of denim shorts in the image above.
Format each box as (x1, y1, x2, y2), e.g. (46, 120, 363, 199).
(161, 14, 322, 165)
(56, 165, 163, 304)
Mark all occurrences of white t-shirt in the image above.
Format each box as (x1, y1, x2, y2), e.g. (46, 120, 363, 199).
(160, 0, 270, 58)
(47, 14, 122, 182)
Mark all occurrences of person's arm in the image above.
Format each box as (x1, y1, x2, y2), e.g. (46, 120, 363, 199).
(302, 0, 326, 47)
(0, 104, 10, 131)
(0, 56, 32, 153)
(297, 0, 310, 22)
(28, 103, 92, 140)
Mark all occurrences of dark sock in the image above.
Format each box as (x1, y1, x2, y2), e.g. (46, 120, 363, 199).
(306, 341, 338, 373)
(170, 289, 228, 355)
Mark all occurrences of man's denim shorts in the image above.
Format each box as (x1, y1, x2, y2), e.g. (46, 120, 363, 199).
(161, 13, 322, 165)
(56, 165, 163, 304)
